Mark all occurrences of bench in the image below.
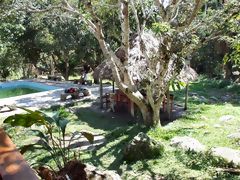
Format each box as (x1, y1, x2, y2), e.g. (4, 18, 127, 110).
(0, 128, 38, 179)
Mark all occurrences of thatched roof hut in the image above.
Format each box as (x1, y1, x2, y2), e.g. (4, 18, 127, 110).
(94, 60, 198, 110)
(177, 65, 198, 83)
(94, 31, 198, 84)
(93, 61, 113, 82)
(93, 60, 198, 84)
(94, 31, 198, 111)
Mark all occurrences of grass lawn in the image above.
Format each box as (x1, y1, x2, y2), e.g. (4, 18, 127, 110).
(2, 77, 240, 179)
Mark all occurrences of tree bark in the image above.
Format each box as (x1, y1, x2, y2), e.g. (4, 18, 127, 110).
(140, 106, 151, 126)
(139, 103, 161, 127)
(152, 106, 161, 127)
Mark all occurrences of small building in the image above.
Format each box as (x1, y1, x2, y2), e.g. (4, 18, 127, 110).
(93, 61, 198, 116)
(93, 31, 198, 118)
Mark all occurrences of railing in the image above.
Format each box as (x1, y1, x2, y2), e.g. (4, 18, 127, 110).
(0, 128, 38, 180)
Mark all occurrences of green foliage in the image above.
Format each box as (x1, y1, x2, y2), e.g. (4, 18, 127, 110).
(4, 107, 94, 170)
(1, 69, 10, 79)
(152, 22, 171, 35)
(169, 79, 186, 91)
(58, 107, 71, 118)
(223, 37, 240, 67)
(192, 1, 240, 78)
(0, 1, 105, 79)
(220, 11, 240, 71)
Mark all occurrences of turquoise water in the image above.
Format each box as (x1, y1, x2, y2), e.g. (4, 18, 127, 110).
(0, 81, 59, 91)
(0, 87, 41, 99)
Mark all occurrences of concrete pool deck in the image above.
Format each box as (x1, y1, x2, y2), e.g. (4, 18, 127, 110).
(0, 79, 113, 118)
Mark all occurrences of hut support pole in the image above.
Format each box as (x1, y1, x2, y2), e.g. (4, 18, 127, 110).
(112, 80, 115, 93)
(130, 101, 134, 117)
(184, 83, 189, 110)
(100, 78, 103, 109)
(166, 89, 171, 120)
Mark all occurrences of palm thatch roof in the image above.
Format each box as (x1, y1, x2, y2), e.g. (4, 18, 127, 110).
(177, 65, 198, 83)
(93, 31, 198, 84)
(93, 61, 198, 84)
(93, 61, 113, 81)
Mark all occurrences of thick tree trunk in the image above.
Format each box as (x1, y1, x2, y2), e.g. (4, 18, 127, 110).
(152, 106, 161, 127)
(139, 104, 161, 127)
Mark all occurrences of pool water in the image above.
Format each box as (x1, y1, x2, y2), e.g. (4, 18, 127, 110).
(0, 87, 41, 99)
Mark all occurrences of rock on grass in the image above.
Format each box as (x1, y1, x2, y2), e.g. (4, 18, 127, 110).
(85, 164, 121, 180)
(210, 147, 240, 167)
(123, 132, 164, 162)
(219, 115, 234, 122)
(227, 133, 240, 140)
(170, 136, 206, 153)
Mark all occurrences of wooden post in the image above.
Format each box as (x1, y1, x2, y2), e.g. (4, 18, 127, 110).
(100, 78, 103, 109)
(130, 101, 134, 117)
(112, 80, 115, 93)
(166, 89, 171, 120)
(184, 83, 189, 110)
(0, 128, 38, 180)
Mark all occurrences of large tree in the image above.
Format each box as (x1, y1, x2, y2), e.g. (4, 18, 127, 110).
(0, 2, 26, 79)
(7, 0, 239, 126)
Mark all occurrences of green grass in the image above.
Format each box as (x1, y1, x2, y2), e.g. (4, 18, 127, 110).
(2, 77, 240, 179)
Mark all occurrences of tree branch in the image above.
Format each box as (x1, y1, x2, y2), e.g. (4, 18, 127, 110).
(154, 0, 167, 21)
(119, 0, 129, 59)
(186, 0, 203, 26)
(146, 85, 155, 106)
(170, 4, 180, 23)
(130, 0, 141, 36)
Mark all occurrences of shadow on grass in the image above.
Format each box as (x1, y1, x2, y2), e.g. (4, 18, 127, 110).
(124, 160, 165, 180)
(73, 107, 137, 132)
(83, 124, 149, 173)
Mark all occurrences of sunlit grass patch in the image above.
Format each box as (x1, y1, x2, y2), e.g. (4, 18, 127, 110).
(2, 77, 240, 179)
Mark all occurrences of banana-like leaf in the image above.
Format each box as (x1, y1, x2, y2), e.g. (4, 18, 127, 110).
(39, 112, 56, 124)
(4, 111, 46, 127)
(172, 83, 176, 91)
(20, 144, 37, 154)
(37, 139, 52, 151)
(67, 131, 80, 146)
(52, 112, 61, 121)
(176, 83, 181, 90)
(30, 129, 49, 142)
(81, 131, 94, 144)
(17, 106, 35, 113)
(20, 139, 52, 154)
(179, 81, 186, 87)
(57, 118, 69, 136)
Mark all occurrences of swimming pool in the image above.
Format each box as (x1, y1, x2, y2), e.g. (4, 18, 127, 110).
(0, 81, 60, 99)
